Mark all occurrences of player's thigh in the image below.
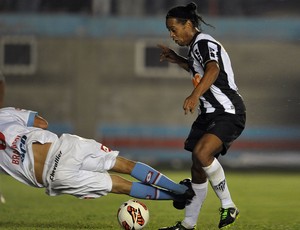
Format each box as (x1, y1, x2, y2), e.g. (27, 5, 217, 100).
(110, 174, 132, 194)
(111, 156, 136, 174)
(193, 133, 223, 164)
(184, 116, 207, 152)
(52, 170, 113, 199)
(209, 113, 246, 156)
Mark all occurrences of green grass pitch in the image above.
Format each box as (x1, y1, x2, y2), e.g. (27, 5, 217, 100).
(0, 171, 299, 230)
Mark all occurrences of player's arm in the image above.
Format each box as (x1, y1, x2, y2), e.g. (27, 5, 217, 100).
(193, 61, 219, 97)
(33, 115, 48, 129)
(183, 61, 219, 114)
(158, 44, 190, 71)
(191, 39, 221, 98)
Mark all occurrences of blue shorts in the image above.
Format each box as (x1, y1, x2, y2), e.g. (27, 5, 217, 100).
(184, 112, 246, 157)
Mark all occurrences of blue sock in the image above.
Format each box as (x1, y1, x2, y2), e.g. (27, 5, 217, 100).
(129, 182, 175, 200)
(131, 162, 187, 194)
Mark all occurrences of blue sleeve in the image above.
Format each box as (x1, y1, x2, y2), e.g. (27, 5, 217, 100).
(27, 112, 37, 127)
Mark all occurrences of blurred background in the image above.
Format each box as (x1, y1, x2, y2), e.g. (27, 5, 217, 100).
(0, 0, 299, 170)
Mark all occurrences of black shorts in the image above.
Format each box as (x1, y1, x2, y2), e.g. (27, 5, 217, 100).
(184, 112, 246, 157)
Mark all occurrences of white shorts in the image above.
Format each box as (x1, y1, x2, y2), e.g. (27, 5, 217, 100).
(43, 134, 119, 199)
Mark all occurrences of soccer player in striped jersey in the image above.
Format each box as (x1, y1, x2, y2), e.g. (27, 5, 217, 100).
(158, 2, 246, 230)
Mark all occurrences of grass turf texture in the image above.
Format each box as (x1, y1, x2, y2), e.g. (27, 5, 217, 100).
(0, 171, 299, 230)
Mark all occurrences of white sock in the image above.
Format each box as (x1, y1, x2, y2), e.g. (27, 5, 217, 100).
(203, 158, 235, 208)
(182, 181, 208, 228)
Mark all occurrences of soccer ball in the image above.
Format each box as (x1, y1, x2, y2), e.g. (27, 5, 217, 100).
(117, 199, 149, 230)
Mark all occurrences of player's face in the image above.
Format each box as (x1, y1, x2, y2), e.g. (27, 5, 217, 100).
(166, 18, 193, 46)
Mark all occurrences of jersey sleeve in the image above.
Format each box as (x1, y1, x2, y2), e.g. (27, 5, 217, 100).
(16, 108, 37, 127)
(27, 111, 36, 126)
(0, 107, 37, 127)
(195, 40, 220, 66)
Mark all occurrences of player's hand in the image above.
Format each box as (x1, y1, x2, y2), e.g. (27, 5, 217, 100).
(157, 44, 179, 64)
(183, 93, 199, 115)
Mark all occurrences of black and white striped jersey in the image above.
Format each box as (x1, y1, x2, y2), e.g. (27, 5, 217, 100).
(188, 32, 246, 115)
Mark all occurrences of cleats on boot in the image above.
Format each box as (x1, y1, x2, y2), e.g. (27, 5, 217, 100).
(218, 207, 239, 229)
(173, 178, 195, 210)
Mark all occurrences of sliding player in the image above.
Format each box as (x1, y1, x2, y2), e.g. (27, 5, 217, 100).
(0, 107, 194, 203)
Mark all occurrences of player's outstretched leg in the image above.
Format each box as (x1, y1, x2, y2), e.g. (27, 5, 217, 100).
(110, 174, 184, 200)
(130, 182, 177, 200)
(131, 162, 187, 194)
(131, 162, 195, 206)
(111, 157, 195, 203)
